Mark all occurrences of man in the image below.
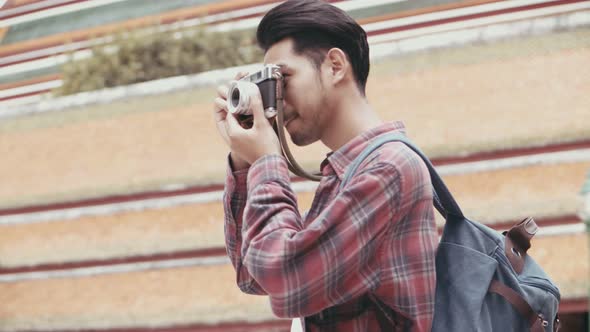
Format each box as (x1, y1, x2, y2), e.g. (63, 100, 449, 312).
(212, 1, 438, 331)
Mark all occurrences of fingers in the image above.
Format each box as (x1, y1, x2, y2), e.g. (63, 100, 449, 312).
(214, 97, 227, 110)
(213, 71, 250, 144)
(214, 97, 227, 112)
(235, 71, 249, 80)
(224, 105, 244, 138)
(217, 85, 229, 99)
(213, 97, 228, 122)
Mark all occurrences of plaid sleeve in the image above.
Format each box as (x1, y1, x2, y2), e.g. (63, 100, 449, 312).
(223, 155, 267, 295)
(242, 154, 403, 318)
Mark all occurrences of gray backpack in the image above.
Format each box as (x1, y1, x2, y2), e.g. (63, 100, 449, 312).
(342, 133, 561, 331)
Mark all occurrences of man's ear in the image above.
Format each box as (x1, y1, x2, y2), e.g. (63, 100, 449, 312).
(325, 48, 348, 85)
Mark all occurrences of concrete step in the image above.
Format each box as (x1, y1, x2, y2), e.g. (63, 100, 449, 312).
(1, 161, 588, 269)
(0, 232, 585, 331)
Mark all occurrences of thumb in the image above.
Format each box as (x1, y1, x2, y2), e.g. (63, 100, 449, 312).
(225, 109, 245, 136)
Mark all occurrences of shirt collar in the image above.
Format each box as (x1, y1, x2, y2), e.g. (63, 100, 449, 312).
(323, 121, 407, 180)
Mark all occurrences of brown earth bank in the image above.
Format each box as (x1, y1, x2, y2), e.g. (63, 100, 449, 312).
(0, 201, 226, 268)
(1, 161, 588, 268)
(0, 233, 585, 331)
(528, 234, 589, 301)
(0, 264, 279, 331)
(0, 31, 588, 210)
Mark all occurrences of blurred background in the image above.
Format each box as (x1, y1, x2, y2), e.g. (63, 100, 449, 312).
(0, 0, 589, 331)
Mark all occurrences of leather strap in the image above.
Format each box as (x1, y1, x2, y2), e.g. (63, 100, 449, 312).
(489, 280, 547, 332)
(507, 216, 538, 253)
(504, 217, 538, 274)
(273, 76, 323, 182)
(340, 133, 463, 219)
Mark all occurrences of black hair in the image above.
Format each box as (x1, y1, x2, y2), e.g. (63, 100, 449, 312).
(256, 0, 370, 95)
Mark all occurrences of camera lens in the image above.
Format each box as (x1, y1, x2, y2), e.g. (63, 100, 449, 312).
(231, 88, 240, 108)
(227, 80, 258, 115)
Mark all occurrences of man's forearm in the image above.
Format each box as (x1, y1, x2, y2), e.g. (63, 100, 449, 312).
(223, 156, 267, 295)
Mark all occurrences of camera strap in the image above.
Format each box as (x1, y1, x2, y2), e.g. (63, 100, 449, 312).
(273, 81, 323, 182)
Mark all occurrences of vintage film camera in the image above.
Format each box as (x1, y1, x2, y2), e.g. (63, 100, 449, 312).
(227, 64, 321, 181)
(227, 64, 283, 122)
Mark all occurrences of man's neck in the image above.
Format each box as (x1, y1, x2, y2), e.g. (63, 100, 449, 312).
(321, 93, 382, 151)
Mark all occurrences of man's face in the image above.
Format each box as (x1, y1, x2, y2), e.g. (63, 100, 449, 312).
(264, 38, 329, 146)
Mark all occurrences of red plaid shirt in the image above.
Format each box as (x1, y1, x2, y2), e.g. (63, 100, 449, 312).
(223, 122, 438, 331)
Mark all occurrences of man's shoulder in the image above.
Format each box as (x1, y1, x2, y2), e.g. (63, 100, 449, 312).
(363, 140, 430, 183)
(369, 140, 423, 166)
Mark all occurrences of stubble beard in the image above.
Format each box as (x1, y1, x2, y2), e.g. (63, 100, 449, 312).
(289, 108, 324, 147)
(290, 125, 313, 146)
(289, 78, 327, 147)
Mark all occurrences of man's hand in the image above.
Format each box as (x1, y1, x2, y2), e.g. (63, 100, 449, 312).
(213, 72, 282, 167)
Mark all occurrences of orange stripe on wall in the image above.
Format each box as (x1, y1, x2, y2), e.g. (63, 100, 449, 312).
(358, 0, 506, 25)
(0, 0, 15, 9)
(7, 0, 45, 7)
(1, 0, 43, 9)
(0, 0, 505, 58)
(0, 0, 278, 57)
(0, 73, 61, 91)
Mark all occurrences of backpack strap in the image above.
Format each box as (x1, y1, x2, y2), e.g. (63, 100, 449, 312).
(488, 280, 548, 332)
(340, 133, 464, 328)
(340, 132, 463, 219)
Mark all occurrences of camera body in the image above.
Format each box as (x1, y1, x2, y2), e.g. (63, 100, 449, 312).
(227, 64, 282, 119)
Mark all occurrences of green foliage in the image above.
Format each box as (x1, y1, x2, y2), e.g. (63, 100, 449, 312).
(55, 27, 263, 96)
